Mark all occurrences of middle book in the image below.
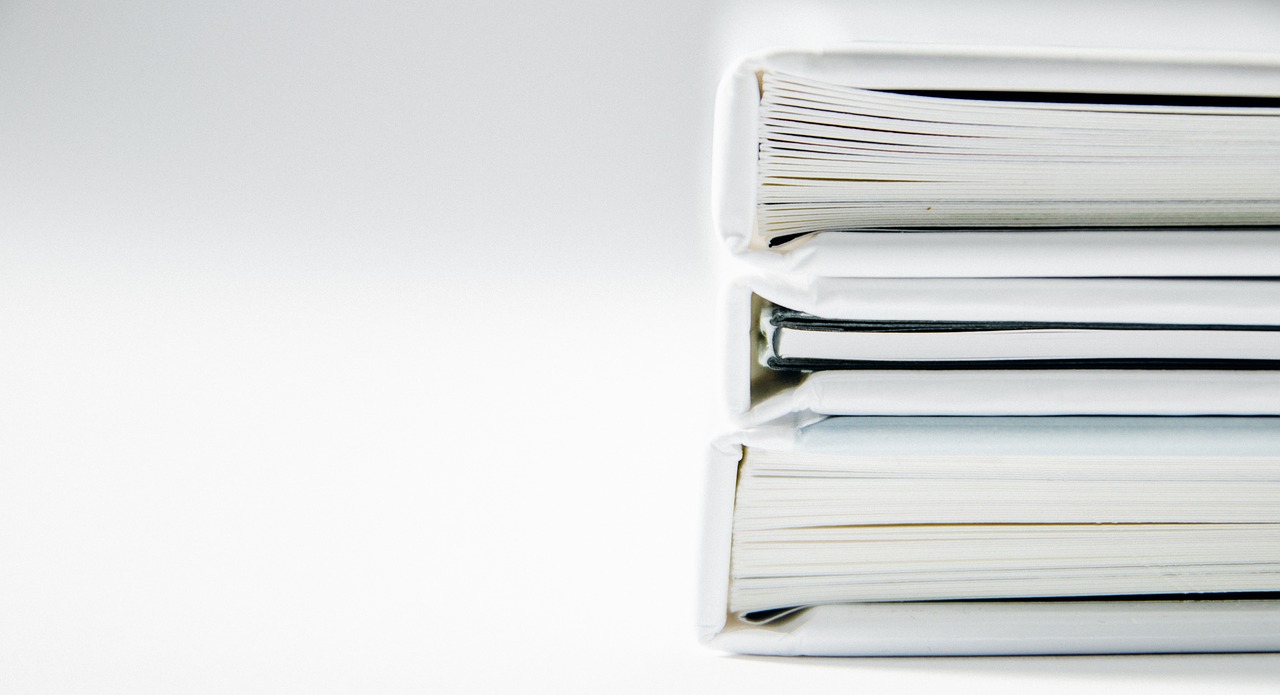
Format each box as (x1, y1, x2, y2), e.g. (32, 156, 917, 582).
(726, 276, 1280, 425)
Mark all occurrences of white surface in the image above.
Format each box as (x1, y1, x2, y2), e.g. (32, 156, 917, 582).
(725, 230, 1280, 277)
(3, 0, 1280, 692)
(713, 601, 1280, 657)
(746, 369, 1280, 422)
(747, 277, 1280, 324)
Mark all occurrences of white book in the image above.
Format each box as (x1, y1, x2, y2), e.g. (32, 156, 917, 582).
(700, 417, 1280, 655)
(713, 45, 1280, 276)
(725, 277, 1280, 423)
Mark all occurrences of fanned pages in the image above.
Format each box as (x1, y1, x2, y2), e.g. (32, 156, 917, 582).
(729, 417, 1280, 617)
(756, 72, 1280, 247)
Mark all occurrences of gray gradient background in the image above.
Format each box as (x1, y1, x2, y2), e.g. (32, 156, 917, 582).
(3, 1, 1280, 692)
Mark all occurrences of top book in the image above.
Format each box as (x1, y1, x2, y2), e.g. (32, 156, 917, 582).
(713, 45, 1280, 276)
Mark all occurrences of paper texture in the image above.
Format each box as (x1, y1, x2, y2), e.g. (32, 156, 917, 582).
(712, 45, 1280, 275)
(701, 418, 1280, 655)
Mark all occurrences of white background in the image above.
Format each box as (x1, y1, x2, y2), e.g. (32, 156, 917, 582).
(3, 1, 1280, 692)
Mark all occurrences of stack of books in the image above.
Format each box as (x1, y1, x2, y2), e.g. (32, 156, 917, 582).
(699, 45, 1280, 656)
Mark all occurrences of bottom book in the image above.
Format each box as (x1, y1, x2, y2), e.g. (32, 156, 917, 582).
(699, 416, 1280, 655)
